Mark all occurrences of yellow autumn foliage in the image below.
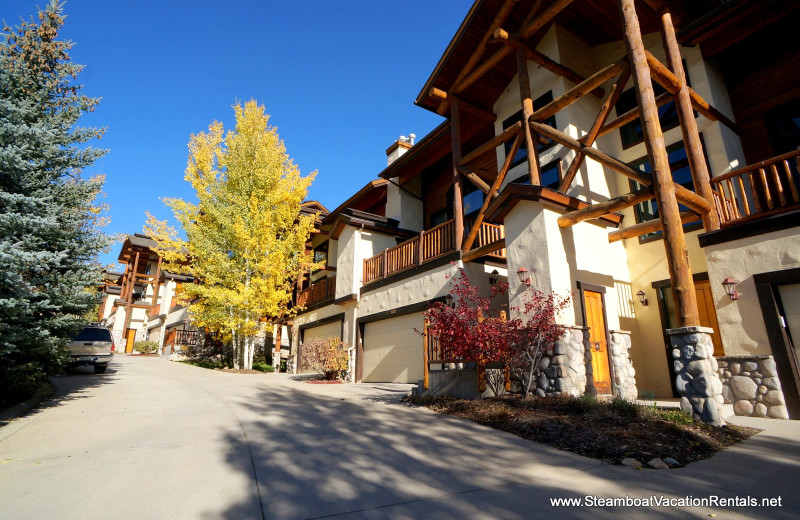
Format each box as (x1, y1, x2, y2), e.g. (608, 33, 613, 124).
(146, 100, 320, 368)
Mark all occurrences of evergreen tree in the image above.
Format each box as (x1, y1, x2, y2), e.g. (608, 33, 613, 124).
(0, 1, 110, 402)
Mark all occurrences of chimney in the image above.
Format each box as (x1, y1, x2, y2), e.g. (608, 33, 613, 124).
(385, 133, 416, 165)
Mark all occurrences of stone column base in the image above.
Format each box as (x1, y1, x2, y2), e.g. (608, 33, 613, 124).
(534, 326, 590, 398)
(668, 326, 727, 426)
(717, 355, 789, 419)
(609, 330, 638, 401)
(271, 350, 282, 371)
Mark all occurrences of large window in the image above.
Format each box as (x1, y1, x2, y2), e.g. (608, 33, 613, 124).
(510, 159, 561, 190)
(615, 84, 680, 149)
(502, 91, 556, 169)
(628, 140, 704, 242)
(462, 182, 484, 216)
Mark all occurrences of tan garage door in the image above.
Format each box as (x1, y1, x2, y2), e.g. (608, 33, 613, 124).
(300, 321, 342, 373)
(363, 312, 424, 383)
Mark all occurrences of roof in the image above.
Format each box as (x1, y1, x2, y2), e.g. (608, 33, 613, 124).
(327, 209, 417, 241)
(415, 0, 727, 115)
(322, 179, 389, 226)
(300, 200, 329, 216)
(117, 233, 159, 262)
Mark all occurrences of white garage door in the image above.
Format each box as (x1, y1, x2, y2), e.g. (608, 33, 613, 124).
(300, 321, 342, 373)
(363, 312, 424, 383)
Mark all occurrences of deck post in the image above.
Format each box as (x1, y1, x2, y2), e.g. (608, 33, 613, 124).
(619, 0, 699, 328)
(516, 47, 541, 185)
(660, 11, 720, 231)
(451, 100, 465, 249)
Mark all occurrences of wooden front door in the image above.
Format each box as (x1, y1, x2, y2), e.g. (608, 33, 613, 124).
(584, 290, 612, 395)
(695, 280, 723, 356)
(125, 328, 136, 353)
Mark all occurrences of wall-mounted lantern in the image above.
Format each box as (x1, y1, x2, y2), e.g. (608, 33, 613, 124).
(516, 267, 531, 286)
(489, 270, 499, 285)
(722, 277, 739, 301)
(636, 290, 648, 306)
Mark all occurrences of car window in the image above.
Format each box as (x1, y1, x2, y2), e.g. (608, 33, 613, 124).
(73, 328, 112, 342)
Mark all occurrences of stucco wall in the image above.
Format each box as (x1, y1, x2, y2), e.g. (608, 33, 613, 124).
(359, 262, 461, 317)
(705, 229, 800, 356)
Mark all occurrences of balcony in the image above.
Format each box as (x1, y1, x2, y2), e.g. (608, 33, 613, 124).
(297, 275, 336, 308)
(711, 149, 800, 227)
(362, 219, 505, 286)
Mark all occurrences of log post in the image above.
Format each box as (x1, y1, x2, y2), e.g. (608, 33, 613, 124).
(660, 11, 720, 231)
(451, 100, 465, 249)
(620, 0, 699, 327)
(516, 47, 541, 185)
(123, 250, 141, 335)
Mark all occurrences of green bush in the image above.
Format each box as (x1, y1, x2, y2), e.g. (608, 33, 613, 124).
(252, 362, 275, 373)
(0, 362, 46, 410)
(132, 340, 159, 354)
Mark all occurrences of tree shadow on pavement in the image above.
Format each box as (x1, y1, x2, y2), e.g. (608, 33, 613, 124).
(200, 378, 800, 520)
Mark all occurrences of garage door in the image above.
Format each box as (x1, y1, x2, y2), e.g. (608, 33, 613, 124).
(363, 312, 424, 383)
(300, 320, 342, 373)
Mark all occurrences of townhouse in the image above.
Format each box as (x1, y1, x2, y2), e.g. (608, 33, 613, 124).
(289, 0, 800, 423)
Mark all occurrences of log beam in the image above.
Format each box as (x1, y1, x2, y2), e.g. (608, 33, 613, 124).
(557, 188, 653, 227)
(595, 92, 672, 138)
(528, 120, 653, 186)
(608, 211, 700, 243)
(531, 60, 626, 122)
(674, 184, 712, 214)
(463, 238, 506, 263)
(644, 51, 739, 133)
(459, 121, 521, 167)
(463, 131, 523, 251)
(451, 101, 465, 250)
(518, 0, 574, 39)
(453, 46, 514, 95)
(620, 0, 699, 327)
(560, 65, 631, 192)
(450, 0, 519, 96)
(516, 46, 541, 185)
(428, 88, 496, 121)
(494, 28, 605, 98)
(458, 167, 492, 195)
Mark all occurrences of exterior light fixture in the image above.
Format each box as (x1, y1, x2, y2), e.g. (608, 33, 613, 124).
(489, 270, 499, 285)
(445, 294, 454, 307)
(516, 267, 531, 286)
(722, 277, 739, 301)
(636, 290, 648, 306)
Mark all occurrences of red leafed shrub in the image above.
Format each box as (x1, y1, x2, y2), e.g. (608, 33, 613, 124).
(424, 269, 571, 398)
(301, 337, 348, 380)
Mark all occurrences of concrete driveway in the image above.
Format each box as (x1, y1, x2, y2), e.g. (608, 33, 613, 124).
(1, 355, 798, 519)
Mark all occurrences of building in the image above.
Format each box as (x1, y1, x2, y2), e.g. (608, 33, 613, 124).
(289, 0, 800, 423)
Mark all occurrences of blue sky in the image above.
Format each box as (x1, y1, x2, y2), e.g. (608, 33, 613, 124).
(2, 1, 469, 269)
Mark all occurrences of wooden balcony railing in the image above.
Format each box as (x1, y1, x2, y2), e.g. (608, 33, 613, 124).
(296, 275, 336, 308)
(362, 219, 506, 285)
(711, 149, 800, 227)
(363, 220, 456, 285)
(175, 329, 200, 346)
(467, 220, 506, 259)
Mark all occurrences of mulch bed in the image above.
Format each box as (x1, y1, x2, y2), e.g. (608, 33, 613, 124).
(407, 394, 760, 467)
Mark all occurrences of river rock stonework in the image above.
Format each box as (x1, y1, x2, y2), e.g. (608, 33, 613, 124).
(534, 326, 591, 398)
(668, 326, 727, 426)
(609, 330, 638, 401)
(717, 355, 789, 419)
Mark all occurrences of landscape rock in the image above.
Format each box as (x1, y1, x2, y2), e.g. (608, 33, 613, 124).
(646, 458, 670, 469)
(621, 458, 643, 469)
(730, 376, 758, 400)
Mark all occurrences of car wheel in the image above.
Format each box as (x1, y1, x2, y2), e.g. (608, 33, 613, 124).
(94, 364, 108, 374)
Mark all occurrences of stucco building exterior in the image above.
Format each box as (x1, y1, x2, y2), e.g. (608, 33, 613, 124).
(285, 0, 800, 423)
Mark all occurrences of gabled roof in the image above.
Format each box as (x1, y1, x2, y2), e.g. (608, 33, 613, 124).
(322, 179, 389, 226)
(415, 0, 727, 115)
(326, 209, 418, 241)
(118, 233, 159, 262)
(300, 200, 329, 216)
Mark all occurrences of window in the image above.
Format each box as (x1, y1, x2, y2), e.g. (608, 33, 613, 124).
(313, 243, 328, 266)
(502, 91, 556, 169)
(628, 140, 704, 241)
(765, 97, 800, 155)
(462, 182, 484, 216)
(510, 159, 561, 190)
(615, 84, 680, 149)
(430, 208, 448, 227)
